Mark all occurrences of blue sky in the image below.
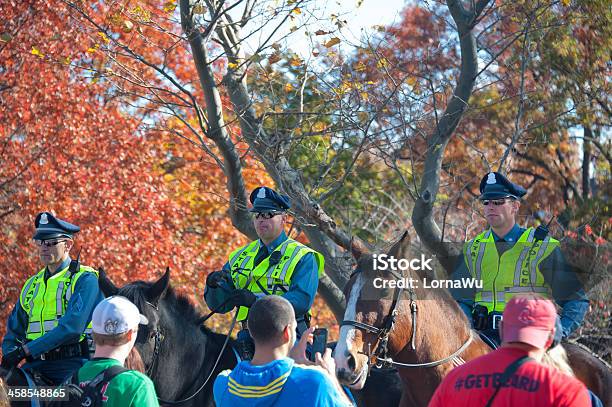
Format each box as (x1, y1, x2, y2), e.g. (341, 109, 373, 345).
(238, 0, 409, 58)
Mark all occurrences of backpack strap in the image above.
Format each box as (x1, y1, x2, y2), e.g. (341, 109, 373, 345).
(86, 365, 129, 391)
(69, 369, 80, 386)
(484, 355, 533, 407)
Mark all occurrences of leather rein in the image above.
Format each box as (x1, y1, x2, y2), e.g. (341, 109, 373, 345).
(340, 269, 472, 369)
(142, 300, 237, 405)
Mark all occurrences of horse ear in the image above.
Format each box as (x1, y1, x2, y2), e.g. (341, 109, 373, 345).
(389, 231, 411, 258)
(350, 236, 370, 261)
(98, 267, 119, 297)
(147, 267, 170, 304)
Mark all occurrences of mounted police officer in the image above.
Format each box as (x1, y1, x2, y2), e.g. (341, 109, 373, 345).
(1, 212, 104, 384)
(450, 172, 589, 347)
(204, 187, 325, 360)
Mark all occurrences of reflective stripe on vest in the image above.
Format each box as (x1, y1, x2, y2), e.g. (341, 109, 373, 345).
(19, 265, 99, 341)
(463, 227, 556, 312)
(228, 239, 324, 321)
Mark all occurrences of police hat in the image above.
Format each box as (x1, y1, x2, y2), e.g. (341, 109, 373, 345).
(33, 212, 80, 240)
(249, 187, 291, 213)
(479, 172, 527, 200)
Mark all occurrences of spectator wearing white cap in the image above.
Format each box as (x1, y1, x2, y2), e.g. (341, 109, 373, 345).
(429, 294, 591, 407)
(73, 296, 159, 407)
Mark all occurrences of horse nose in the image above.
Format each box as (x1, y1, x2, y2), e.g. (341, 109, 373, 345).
(346, 351, 356, 371)
(337, 368, 351, 383)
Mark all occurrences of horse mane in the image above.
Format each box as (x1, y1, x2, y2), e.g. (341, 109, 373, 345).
(568, 340, 612, 369)
(118, 281, 203, 325)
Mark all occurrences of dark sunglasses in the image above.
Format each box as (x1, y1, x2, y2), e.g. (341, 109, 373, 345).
(253, 212, 284, 220)
(481, 198, 515, 206)
(34, 239, 68, 247)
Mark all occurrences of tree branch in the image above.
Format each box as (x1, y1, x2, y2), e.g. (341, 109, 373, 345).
(180, 0, 255, 238)
(411, 0, 492, 272)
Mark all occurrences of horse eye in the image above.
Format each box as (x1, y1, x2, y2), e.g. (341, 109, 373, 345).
(149, 331, 156, 340)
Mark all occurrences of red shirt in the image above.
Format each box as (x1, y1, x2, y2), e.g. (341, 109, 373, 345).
(429, 347, 590, 407)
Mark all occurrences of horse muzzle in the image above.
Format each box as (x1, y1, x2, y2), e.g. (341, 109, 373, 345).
(337, 361, 369, 389)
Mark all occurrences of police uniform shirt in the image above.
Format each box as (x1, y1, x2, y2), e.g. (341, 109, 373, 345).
(2, 257, 104, 358)
(204, 231, 319, 318)
(449, 224, 589, 337)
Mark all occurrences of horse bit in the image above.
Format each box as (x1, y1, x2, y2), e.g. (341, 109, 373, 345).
(341, 269, 473, 369)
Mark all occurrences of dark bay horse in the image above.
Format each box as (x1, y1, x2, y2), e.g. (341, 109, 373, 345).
(100, 268, 403, 407)
(99, 268, 238, 407)
(334, 232, 611, 406)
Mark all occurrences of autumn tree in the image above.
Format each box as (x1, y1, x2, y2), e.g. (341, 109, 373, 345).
(2, 0, 608, 352)
(0, 0, 263, 339)
(61, 0, 605, 319)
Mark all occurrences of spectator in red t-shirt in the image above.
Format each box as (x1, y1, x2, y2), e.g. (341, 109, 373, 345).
(429, 294, 590, 407)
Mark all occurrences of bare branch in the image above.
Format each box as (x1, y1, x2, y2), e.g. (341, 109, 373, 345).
(180, 0, 255, 238)
(498, 12, 534, 173)
(411, 0, 492, 272)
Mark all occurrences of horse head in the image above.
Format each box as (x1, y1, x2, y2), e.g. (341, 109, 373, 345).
(98, 267, 171, 376)
(335, 231, 493, 407)
(335, 232, 417, 389)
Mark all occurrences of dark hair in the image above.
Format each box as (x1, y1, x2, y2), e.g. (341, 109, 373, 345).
(248, 296, 295, 344)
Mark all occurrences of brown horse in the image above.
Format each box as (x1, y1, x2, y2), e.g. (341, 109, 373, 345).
(334, 232, 611, 406)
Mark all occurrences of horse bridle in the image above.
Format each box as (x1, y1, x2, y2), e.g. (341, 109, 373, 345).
(341, 269, 472, 369)
(143, 301, 164, 377)
(142, 299, 237, 405)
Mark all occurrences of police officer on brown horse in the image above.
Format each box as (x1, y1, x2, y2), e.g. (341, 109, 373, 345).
(450, 173, 588, 347)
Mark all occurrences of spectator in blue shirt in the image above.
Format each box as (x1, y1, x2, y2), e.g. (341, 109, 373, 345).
(214, 295, 352, 407)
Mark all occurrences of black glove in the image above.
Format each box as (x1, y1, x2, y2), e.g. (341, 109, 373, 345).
(206, 270, 230, 288)
(1, 346, 26, 368)
(231, 289, 257, 308)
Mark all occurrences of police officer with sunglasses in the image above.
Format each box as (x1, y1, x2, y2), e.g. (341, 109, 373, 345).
(1, 212, 104, 384)
(204, 187, 325, 360)
(449, 172, 588, 347)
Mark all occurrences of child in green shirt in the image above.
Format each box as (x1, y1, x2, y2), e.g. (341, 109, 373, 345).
(77, 296, 159, 406)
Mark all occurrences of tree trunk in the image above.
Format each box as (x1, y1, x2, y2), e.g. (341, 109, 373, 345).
(411, 0, 492, 273)
(179, 0, 255, 239)
(582, 126, 592, 200)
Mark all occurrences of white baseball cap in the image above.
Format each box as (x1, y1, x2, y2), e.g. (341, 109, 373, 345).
(92, 296, 149, 335)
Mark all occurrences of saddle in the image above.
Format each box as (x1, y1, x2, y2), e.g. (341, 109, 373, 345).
(2, 365, 55, 387)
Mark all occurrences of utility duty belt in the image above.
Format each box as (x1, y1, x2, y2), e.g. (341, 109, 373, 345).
(472, 305, 503, 331)
(35, 340, 89, 362)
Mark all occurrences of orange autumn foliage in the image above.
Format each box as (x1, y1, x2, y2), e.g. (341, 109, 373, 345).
(0, 0, 341, 350)
(0, 0, 266, 344)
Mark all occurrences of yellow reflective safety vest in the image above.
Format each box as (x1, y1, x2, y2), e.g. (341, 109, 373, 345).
(228, 238, 325, 321)
(19, 265, 99, 341)
(463, 227, 557, 312)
